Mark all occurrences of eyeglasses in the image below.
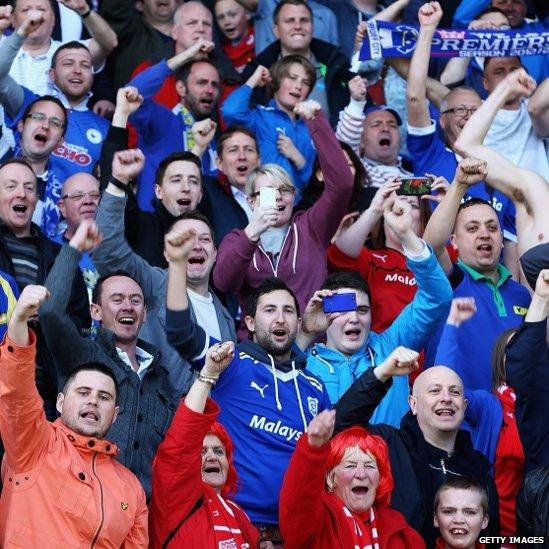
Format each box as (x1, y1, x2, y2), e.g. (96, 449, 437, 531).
(61, 191, 101, 201)
(249, 186, 296, 198)
(440, 106, 479, 117)
(25, 112, 65, 129)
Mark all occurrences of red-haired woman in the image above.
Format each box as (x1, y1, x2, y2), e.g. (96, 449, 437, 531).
(149, 342, 260, 549)
(280, 409, 425, 548)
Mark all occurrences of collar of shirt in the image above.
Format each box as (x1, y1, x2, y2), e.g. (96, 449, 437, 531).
(231, 185, 253, 219)
(16, 39, 59, 61)
(47, 81, 92, 111)
(116, 346, 154, 380)
(457, 258, 511, 289)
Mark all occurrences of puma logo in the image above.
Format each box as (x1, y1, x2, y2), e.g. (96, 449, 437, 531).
(373, 253, 388, 263)
(250, 381, 268, 398)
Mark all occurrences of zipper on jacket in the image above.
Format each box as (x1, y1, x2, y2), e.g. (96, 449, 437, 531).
(90, 453, 105, 548)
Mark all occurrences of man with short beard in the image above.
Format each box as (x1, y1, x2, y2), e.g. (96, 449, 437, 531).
(165, 271, 330, 544)
(39, 219, 177, 499)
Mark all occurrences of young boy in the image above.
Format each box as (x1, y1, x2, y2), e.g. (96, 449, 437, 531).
(221, 55, 317, 191)
(434, 477, 489, 549)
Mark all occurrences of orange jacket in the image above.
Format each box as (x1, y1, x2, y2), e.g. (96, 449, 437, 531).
(0, 331, 149, 548)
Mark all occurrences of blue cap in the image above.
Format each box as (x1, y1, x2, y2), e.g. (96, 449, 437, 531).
(363, 105, 402, 126)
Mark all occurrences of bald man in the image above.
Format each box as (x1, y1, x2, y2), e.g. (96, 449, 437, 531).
(335, 363, 499, 548)
(55, 172, 100, 298)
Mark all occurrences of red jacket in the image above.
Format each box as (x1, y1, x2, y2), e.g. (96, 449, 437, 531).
(0, 332, 148, 548)
(149, 398, 259, 548)
(280, 435, 425, 549)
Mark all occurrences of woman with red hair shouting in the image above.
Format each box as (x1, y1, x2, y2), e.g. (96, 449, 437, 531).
(149, 342, 260, 549)
(280, 407, 425, 548)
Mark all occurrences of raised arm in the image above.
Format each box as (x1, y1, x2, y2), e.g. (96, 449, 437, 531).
(220, 65, 270, 127)
(150, 342, 235, 546)
(299, 101, 354, 246)
(333, 178, 401, 257)
(38, 223, 101, 376)
(406, 1, 443, 128)
(454, 69, 549, 252)
(164, 224, 213, 363)
(58, 0, 118, 68)
(1, 286, 51, 472)
(334, 347, 419, 432)
(423, 158, 488, 274)
(335, 75, 366, 155)
(280, 410, 336, 547)
(0, 9, 40, 117)
(527, 76, 549, 137)
(92, 150, 165, 301)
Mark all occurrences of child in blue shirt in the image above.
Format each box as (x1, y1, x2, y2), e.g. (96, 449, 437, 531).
(221, 55, 317, 192)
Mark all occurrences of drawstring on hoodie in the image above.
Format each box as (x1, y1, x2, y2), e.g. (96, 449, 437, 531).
(251, 224, 299, 275)
(291, 225, 298, 274)
(267, 355, 309, 432)
(268, 354, 282, 411)
(291, 361, 308, 432)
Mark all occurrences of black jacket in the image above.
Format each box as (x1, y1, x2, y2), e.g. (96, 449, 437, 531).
(125, 195, 178, 269)
(334, 369, 500, 549)
(198, 176, 248, 247)
(0, 224, 90, 418)
(241, 38, 352, 127)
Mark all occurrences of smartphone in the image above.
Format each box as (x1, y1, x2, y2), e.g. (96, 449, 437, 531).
(323, 293, 357, 314)
(396, 176, 434, 196)
(260, 187, 277, 208)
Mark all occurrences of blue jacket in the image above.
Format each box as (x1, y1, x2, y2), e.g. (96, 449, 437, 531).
(129, 60, 218, 212)
(306, 245, 453, 427)
(221, 85, 315, 190)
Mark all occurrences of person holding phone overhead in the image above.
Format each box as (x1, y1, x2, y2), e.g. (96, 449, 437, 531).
(296, 194, 452, 426)
(213, 100, 354, 338)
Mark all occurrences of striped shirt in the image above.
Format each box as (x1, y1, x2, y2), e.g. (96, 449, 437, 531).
(1, 226, 39, 290)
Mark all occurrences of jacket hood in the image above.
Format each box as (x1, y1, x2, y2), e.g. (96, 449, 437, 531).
(310, 341, 375, 370)
(238, 338, 308, 373)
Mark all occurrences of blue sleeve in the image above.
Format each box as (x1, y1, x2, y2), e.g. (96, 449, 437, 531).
(452, 0, 490, 28)
(220, 85, 257, 129)
(407, 126, 457, 181)
(379, 246, 453, 352)
(4, 86, 37, 129)
(464, 389, 485, 428)
(128, 60, 176, 146)
(435, 322, 459, 371)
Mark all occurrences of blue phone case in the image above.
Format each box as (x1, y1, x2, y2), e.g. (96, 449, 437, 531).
(323, 293, 357, 314)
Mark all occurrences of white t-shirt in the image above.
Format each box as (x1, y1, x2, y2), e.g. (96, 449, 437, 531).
(188, 288, 222, 342)
(485, 99, 549, 181)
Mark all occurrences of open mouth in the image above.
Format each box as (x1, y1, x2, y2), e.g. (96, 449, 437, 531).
(200, 98, 213, 109)
(477, 243, 493, 256)
(34, 134, 47, 144)
(449, 528, 468, 536)
(344, 328, 361, 338)
(176, 198, 191, 207)
(188, 256, 206, 265)
(351, 486, 369, 495)
(289, 91, 301, 100)
(379, 138, 391, 148)
(272, 329, 287, 340)
(12, 204, 28, 214)
(118, 316, 136, 325)
(236, 165, 248, 174)
(277, 205, 285, 212)
(80, 411, 98, 422)
(69, 78, 83, 85)
(203, 465, 221, 474)
(434, 408, 455, 417)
